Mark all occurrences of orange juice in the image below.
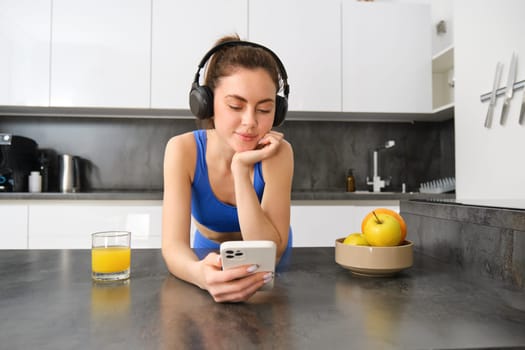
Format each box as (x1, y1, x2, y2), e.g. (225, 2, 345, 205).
(92, 246, 131, 273)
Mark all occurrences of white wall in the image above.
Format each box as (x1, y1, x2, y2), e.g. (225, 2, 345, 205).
(428, 0, 453, 55)
(375, 0, 453, 55)
(455, 0, 525, 203)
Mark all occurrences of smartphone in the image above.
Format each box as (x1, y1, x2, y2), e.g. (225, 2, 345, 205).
(220, 240, 277, 290)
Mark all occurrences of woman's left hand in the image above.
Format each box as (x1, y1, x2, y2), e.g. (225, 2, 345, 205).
(231, 131, 284, 172)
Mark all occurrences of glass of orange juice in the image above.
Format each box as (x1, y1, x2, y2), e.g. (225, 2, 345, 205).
(91, 231, 131, 281)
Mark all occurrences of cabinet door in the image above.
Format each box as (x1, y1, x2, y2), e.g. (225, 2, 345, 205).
(249, 0, 341, 112)
(28, 202, 162, 249)
(151, 0, 248, 109)
(291, 202, 399, 247)
(342, 2, 431, 113)
(50, 0, 150, 108)
(0, 0, 50, 106)
(432, 46, 454, 112)
(0, 203, 28, 249)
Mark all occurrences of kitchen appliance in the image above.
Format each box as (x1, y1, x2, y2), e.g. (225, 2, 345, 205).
(0, 134, 38, 192)
(37, 151, 50, 192)
(59, 154, 81, 193)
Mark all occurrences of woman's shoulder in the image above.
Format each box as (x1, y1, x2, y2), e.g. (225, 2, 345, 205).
(166, 131, 197, 149)
(262, 138, 294, 169)
(273, 139, 294, 160)
(281, 139, 293, 153)
(164, 131, 199, 161)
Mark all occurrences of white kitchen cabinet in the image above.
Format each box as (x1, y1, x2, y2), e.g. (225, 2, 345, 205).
(50, 0, 150, 108)
(249, 0, 341, 112)
(151, 0, 248, 109)
(28, 201, 163, 249)
(4, 199, 399, 249)
(342, 2, 432, 114)
(454, 0, 525, 201)
(291, 200, 399, 247)
(0, 203, 29, 249)
(432, 45, 454, 113)
(0, 0, 51, 106)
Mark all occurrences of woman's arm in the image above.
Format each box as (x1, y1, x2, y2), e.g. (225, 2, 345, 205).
(161, 133, 272, 302)
(161, 134, 205, 286)
(231, 131, 294, 259)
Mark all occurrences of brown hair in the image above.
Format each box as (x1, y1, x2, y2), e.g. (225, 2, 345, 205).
(196, 34, 283, 129)
(204, 34, 281, 93)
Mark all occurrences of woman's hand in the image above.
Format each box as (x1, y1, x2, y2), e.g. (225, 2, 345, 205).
(231, 131, 284, 174)
(199, 253, 273, 303)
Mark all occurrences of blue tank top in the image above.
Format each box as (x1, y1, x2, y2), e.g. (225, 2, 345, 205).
(191, 130, 265, 232)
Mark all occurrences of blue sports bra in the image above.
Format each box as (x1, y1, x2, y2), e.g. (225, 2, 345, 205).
(191, 130, 265, 232)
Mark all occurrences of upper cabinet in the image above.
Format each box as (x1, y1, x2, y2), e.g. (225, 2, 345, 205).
(0, 0, 438, 119)
(151, 0, 248, 109)
(432, 45, 454, 113)
(248, 0, 341, 112)
(50, 0, 151, 108)
(0, 0, 51, 106)
(342, 2, 432, 114)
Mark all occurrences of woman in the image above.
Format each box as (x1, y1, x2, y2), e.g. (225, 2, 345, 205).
(162, 35, 294, 303)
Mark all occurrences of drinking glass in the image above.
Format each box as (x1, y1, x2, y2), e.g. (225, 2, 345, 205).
(91, 231, 131, 281)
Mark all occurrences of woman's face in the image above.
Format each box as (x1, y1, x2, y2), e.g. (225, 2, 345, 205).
(213, 67, 277, 152)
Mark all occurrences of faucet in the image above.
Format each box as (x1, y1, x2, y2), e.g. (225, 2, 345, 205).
(366, 140, 395, 192)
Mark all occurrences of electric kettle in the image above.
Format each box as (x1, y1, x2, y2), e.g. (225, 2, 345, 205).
(59, 154, 81, 193)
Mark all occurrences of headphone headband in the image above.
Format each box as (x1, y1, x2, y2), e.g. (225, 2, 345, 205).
(192, 40, 289, 98)
(189, 40, 289, 126)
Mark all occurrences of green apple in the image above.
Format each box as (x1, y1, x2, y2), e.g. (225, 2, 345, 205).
(363, 211, 402, 246)
(343, 233, 369, 246)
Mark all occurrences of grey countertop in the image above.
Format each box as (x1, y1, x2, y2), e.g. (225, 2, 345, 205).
(1, 248, 524, 349)
(0, 190, 455, 201)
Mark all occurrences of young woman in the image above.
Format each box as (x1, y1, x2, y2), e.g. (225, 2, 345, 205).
(161, 35, 294, 303)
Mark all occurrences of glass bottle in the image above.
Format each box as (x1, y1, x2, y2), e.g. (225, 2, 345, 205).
(346, 168, 356, 192)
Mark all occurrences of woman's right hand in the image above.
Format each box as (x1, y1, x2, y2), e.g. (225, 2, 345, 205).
(199, 253, 273, 303)
(231, 131, 284, 175)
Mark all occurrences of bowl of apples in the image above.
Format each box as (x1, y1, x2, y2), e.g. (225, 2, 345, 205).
(335, 208, 413, 277)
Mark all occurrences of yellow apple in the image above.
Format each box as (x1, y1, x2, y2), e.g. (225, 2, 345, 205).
(343, 233, 369, 246)
(362, 212, 402, 246)
(361, 208, 407, 242)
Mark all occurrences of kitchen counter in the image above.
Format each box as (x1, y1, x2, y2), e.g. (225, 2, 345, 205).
(401, 199, 525, 290)
(0, 190, 455, 201)
(1, 248, 524, 349)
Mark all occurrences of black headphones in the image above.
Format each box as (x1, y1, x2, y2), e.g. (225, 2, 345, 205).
(189, 40, 290, 127)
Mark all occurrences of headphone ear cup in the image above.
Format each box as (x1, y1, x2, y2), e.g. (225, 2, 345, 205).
(273, 95, 288, 126)
(189, 85, 214, 119)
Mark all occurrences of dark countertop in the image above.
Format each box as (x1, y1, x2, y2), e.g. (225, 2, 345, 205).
(0, 190, 164, 201)
(1, 248, 524, 349)
(400, 199, 525, 291)
(0, 190, 455, 201)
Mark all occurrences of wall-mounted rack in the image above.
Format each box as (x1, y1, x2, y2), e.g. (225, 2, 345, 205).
(480, 79, 525, 102)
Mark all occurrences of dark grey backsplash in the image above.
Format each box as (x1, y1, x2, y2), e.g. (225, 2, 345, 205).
(284, 119, 455, 192)
(0, 115, 454, 192)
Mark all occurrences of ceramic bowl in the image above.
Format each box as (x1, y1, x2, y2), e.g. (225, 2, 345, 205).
(335, 238, 413, 277)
